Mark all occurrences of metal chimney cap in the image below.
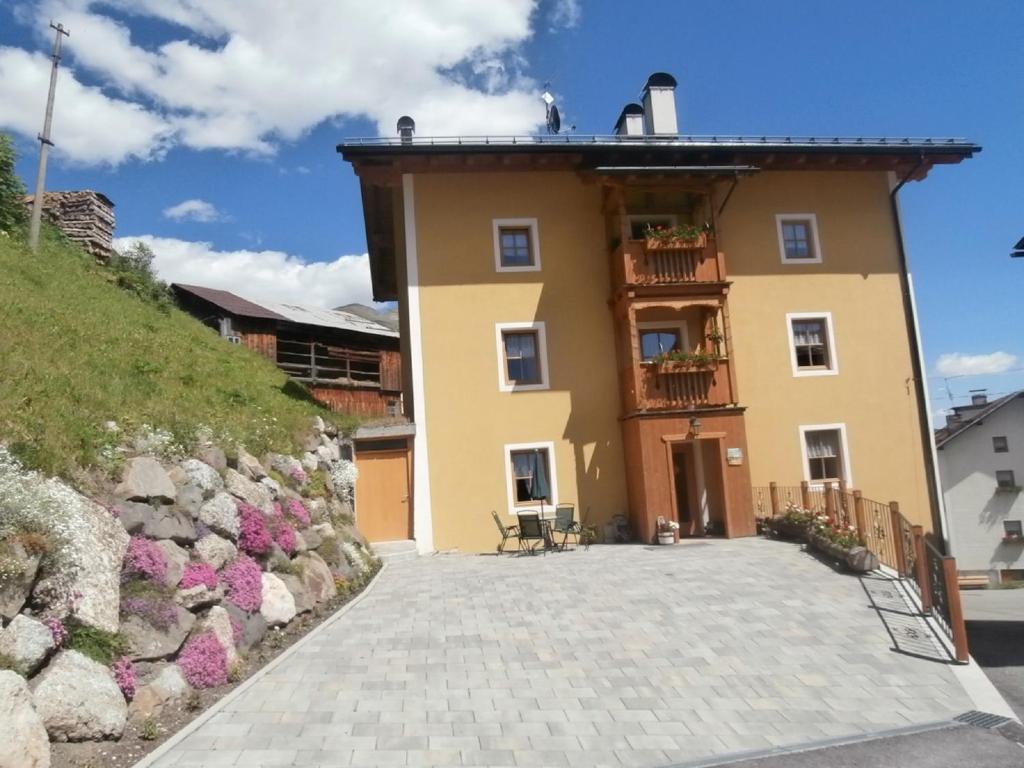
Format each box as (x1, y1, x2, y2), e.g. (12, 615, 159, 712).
(396, 115, 416, 134)
(644, 72, 678, 90)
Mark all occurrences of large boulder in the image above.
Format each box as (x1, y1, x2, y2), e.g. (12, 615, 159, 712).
(222, 603, 266, 652)
(279, 573, 314, 615)
(847, 546, 880, 573)
(49, 484, 129, 633)
(32, 651, 127, 742)
(0, 670, 50, 768)
(155, 540, 189, 587)
(223, 469, 273, 514)
(197, 445, 227, 473)
(259, 573, 296, 626)
(235, 449, 266, 481)
(0, 614, 55, 676)
(194, 533, 237, 570)
(179, 459, 223, 497)
(300, 452, 319, 472)
(121, 606, 195, 661)
(295, 552, 337, 605)
(300, 527, 322, 550)
(197, 493, 240, 540)
(176, 583, 224, 612)
(128, 665, 190, 723)
(114, 458, 176, 503)
(0, 542, 40, 622)
(196, 606, 239, 667)
(260, 476, 283, 500)
(116, 501, 196, 544)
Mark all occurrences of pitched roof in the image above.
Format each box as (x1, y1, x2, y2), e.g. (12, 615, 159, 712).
(172, 284, 397, 338)
(935, 391, 1024, 448)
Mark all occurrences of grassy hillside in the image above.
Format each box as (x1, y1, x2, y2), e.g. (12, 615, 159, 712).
(0, 228, 344, 476)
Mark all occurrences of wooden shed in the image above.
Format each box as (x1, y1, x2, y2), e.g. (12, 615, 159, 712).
(172, 283, 402, 418)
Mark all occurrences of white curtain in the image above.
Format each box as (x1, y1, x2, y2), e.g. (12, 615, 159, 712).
(806, 430, 839, 459)
(792, 321, 823, 346)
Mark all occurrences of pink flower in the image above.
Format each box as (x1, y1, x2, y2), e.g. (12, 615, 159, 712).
(177, 632, 228, 689)
(230, 617, 244, 648)
(222, 555, 262, 613)
(273, 520, 296, 554)
(122, 536, 167, 583)
(237, 502, 272, 555)
(44, 617, 67, 647)
(285, 499, 310, 528)
(179, 562, 219, 591)
(289, 467, 308, 485)
(112, 657, 137, 700)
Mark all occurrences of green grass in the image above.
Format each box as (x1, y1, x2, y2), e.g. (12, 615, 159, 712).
(0, 228, 351, 476)
(64, 618, 128, 665)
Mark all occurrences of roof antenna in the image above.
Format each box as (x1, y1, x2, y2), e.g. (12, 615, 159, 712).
(541, 83, 560, 135)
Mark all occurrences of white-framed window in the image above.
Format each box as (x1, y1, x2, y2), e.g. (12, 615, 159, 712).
(637, 321, 689, 362)
(786, 312, 838, 377)
(495, 322, 550, 392)
(493, 218, 541, 272)
(628, 214, 677, 240)
(776, 214, 822, 264)
(504, 441, 559, 513)
(799, 423, 852, 487)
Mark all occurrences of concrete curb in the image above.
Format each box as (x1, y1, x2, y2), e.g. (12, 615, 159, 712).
(130, 561, 389, 768)
(663, 719, 958, 767)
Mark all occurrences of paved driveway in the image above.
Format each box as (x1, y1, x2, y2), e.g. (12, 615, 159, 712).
(964, 588, 1024, 720)
(151, 539, 971, 767)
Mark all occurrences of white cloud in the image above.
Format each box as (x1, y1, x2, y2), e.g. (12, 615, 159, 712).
(114, 234, 379, 310)
(0, 46, 173, 165)
(162, 199, 223, 223)
(549, 0, 582, 29)
(0, 1, 551, 165)
(935, 352, 1020, 377)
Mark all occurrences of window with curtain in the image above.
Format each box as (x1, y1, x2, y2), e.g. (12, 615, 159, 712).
(502, 331, 540, 385)
(805, 429, 843, 483)
(997, 470, 1017, 490)
(791, 318, 831, 369)
(640, 328, 682, 361)
(510, 448, 551, 504)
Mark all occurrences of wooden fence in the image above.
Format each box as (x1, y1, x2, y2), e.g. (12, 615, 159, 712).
(753, 480, 969, 663)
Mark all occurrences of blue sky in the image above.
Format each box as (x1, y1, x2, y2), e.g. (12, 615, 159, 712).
(1, 0, 1021, 418)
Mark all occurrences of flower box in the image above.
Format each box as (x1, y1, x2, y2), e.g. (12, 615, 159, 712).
(1003, 535, 1024, 544)
(767, 518, 808, 541)
(653, 359, 718, 374)
(644, 233, 707, 252)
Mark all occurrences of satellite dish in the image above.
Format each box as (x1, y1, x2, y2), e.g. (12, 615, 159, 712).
(547, 104, 561, 135)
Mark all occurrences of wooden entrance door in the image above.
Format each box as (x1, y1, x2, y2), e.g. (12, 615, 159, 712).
(355, 447, 412, 542)
(672, 446, 702, 537)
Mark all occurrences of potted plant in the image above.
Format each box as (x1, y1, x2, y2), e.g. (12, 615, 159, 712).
(656, 516, 679, 545)
(580, 523, 599, 548)
(1003, 533, 1024, 544)
(643, 222, 709, 251)
(651, 349, 719, 372)
(766, 503, 813, 540)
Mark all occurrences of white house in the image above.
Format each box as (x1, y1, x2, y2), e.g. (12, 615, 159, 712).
(936, 391, 1024, 584)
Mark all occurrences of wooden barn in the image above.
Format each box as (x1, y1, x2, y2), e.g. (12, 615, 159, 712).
(172, 283, 402, 418)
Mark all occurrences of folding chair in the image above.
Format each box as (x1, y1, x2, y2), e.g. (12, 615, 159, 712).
(551, 504, 582, 551)
(491, 510, 519, 553)
(516, 512, 548, 555)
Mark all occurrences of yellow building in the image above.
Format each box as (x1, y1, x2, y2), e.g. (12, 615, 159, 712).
(339, 73, 979, 554)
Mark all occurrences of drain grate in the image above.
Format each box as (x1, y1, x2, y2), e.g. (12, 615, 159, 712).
(955, 710, 1013, 729)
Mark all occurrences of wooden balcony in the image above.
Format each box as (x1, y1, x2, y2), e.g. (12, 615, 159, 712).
(613, 238, 726, 289)
(626, 359, 737, 412)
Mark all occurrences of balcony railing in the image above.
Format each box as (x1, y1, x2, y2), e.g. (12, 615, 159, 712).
(631, 359, 736, 411)
(614, 239, 726, 287)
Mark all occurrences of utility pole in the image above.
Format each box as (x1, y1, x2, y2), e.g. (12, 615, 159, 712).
(28, 21, 70, 252)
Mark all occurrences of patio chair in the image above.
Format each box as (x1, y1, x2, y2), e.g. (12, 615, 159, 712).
(517, 512, 548, 555)
(551, 504, 582, 551)
(491, 510, 519, 554)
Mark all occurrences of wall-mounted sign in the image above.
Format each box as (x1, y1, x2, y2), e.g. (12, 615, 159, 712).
(726, 447, 743, 466)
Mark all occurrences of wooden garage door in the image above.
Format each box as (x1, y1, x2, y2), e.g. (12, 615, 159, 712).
(355, 447, 412, 542)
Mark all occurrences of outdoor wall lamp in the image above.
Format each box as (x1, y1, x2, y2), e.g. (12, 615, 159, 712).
(689, 417, 702, 437)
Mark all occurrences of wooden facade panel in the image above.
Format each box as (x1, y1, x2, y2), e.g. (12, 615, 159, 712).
(380, 350, 402, 392)
(309, 386, 399, 418)
(241, 331, 277, 360)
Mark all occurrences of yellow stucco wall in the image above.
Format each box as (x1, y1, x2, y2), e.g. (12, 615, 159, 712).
(722, 171, 931, 524)
(411, 172, 629, 552)
(408, 168, 933, 552)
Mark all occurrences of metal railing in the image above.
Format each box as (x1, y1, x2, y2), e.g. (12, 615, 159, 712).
(341, 134, 974, 149)
(757, 479, 969, 662)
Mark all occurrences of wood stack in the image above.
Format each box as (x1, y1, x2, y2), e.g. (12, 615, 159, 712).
(23, 190, 116, 260)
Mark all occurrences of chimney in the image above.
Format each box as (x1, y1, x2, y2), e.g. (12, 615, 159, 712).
(640, 72, 678, 136)
(614, 103, 645, 137)
(946, 412, 963, 428)
(971, 391, 988, 406)
(396, 115, 415, 144)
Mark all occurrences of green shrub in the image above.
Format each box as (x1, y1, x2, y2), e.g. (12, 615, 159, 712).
(0, 134, 26, 235)
(305, 470, 327, 499)
(65, 618, 128, 665)
(0, 653, 20, 674)
(139, 717, 160, 741)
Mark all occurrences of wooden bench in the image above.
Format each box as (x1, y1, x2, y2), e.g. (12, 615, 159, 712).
(958, 574, 990, 589)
